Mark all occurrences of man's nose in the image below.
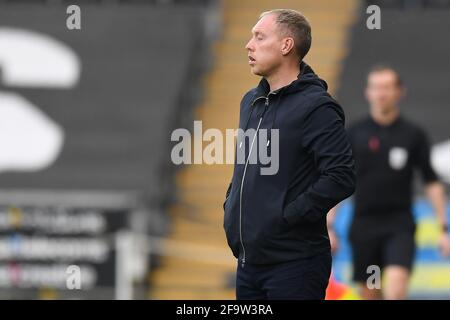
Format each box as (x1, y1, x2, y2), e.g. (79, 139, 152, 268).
(245, 39, 253, 51)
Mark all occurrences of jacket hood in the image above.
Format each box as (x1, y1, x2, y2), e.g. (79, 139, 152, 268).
(252, 61, 344, 125)
(255, 61, 328, 96)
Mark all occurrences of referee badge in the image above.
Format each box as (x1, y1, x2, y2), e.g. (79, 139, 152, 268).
(389, 147, 408, 170)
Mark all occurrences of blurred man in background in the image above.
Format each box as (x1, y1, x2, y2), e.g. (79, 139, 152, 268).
(328, 65, 450, 300)
(223, 9, 355, 300)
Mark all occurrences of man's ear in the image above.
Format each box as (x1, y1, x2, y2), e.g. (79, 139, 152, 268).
(281, 37, 295, 56)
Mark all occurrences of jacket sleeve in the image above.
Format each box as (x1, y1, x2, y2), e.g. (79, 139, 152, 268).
(283, 103, 356, 225)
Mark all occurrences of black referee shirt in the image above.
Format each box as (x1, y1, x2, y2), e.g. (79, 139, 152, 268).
(348, 115, 438, 219)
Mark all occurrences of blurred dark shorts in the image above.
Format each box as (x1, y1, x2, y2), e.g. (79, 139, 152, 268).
(349, 215, 416, 282)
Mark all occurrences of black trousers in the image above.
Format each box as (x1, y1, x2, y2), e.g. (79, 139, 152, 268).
(236, 252, 332, 300)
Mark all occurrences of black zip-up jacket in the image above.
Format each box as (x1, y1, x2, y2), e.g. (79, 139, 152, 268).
(223, 62, 356, 266)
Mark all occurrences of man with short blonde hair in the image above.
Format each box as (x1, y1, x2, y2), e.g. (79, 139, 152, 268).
(259, 9, 312, 61)
(222, 9, 355, 299)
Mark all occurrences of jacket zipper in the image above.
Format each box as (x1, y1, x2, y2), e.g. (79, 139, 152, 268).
(239, 94, 272, 268)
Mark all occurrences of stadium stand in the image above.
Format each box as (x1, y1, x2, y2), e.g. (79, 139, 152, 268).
(0, 0, 214, 298)
(339, 3, 450, 143)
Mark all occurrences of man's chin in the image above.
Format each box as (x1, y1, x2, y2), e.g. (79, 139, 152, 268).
(250, 66, 264, 76)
